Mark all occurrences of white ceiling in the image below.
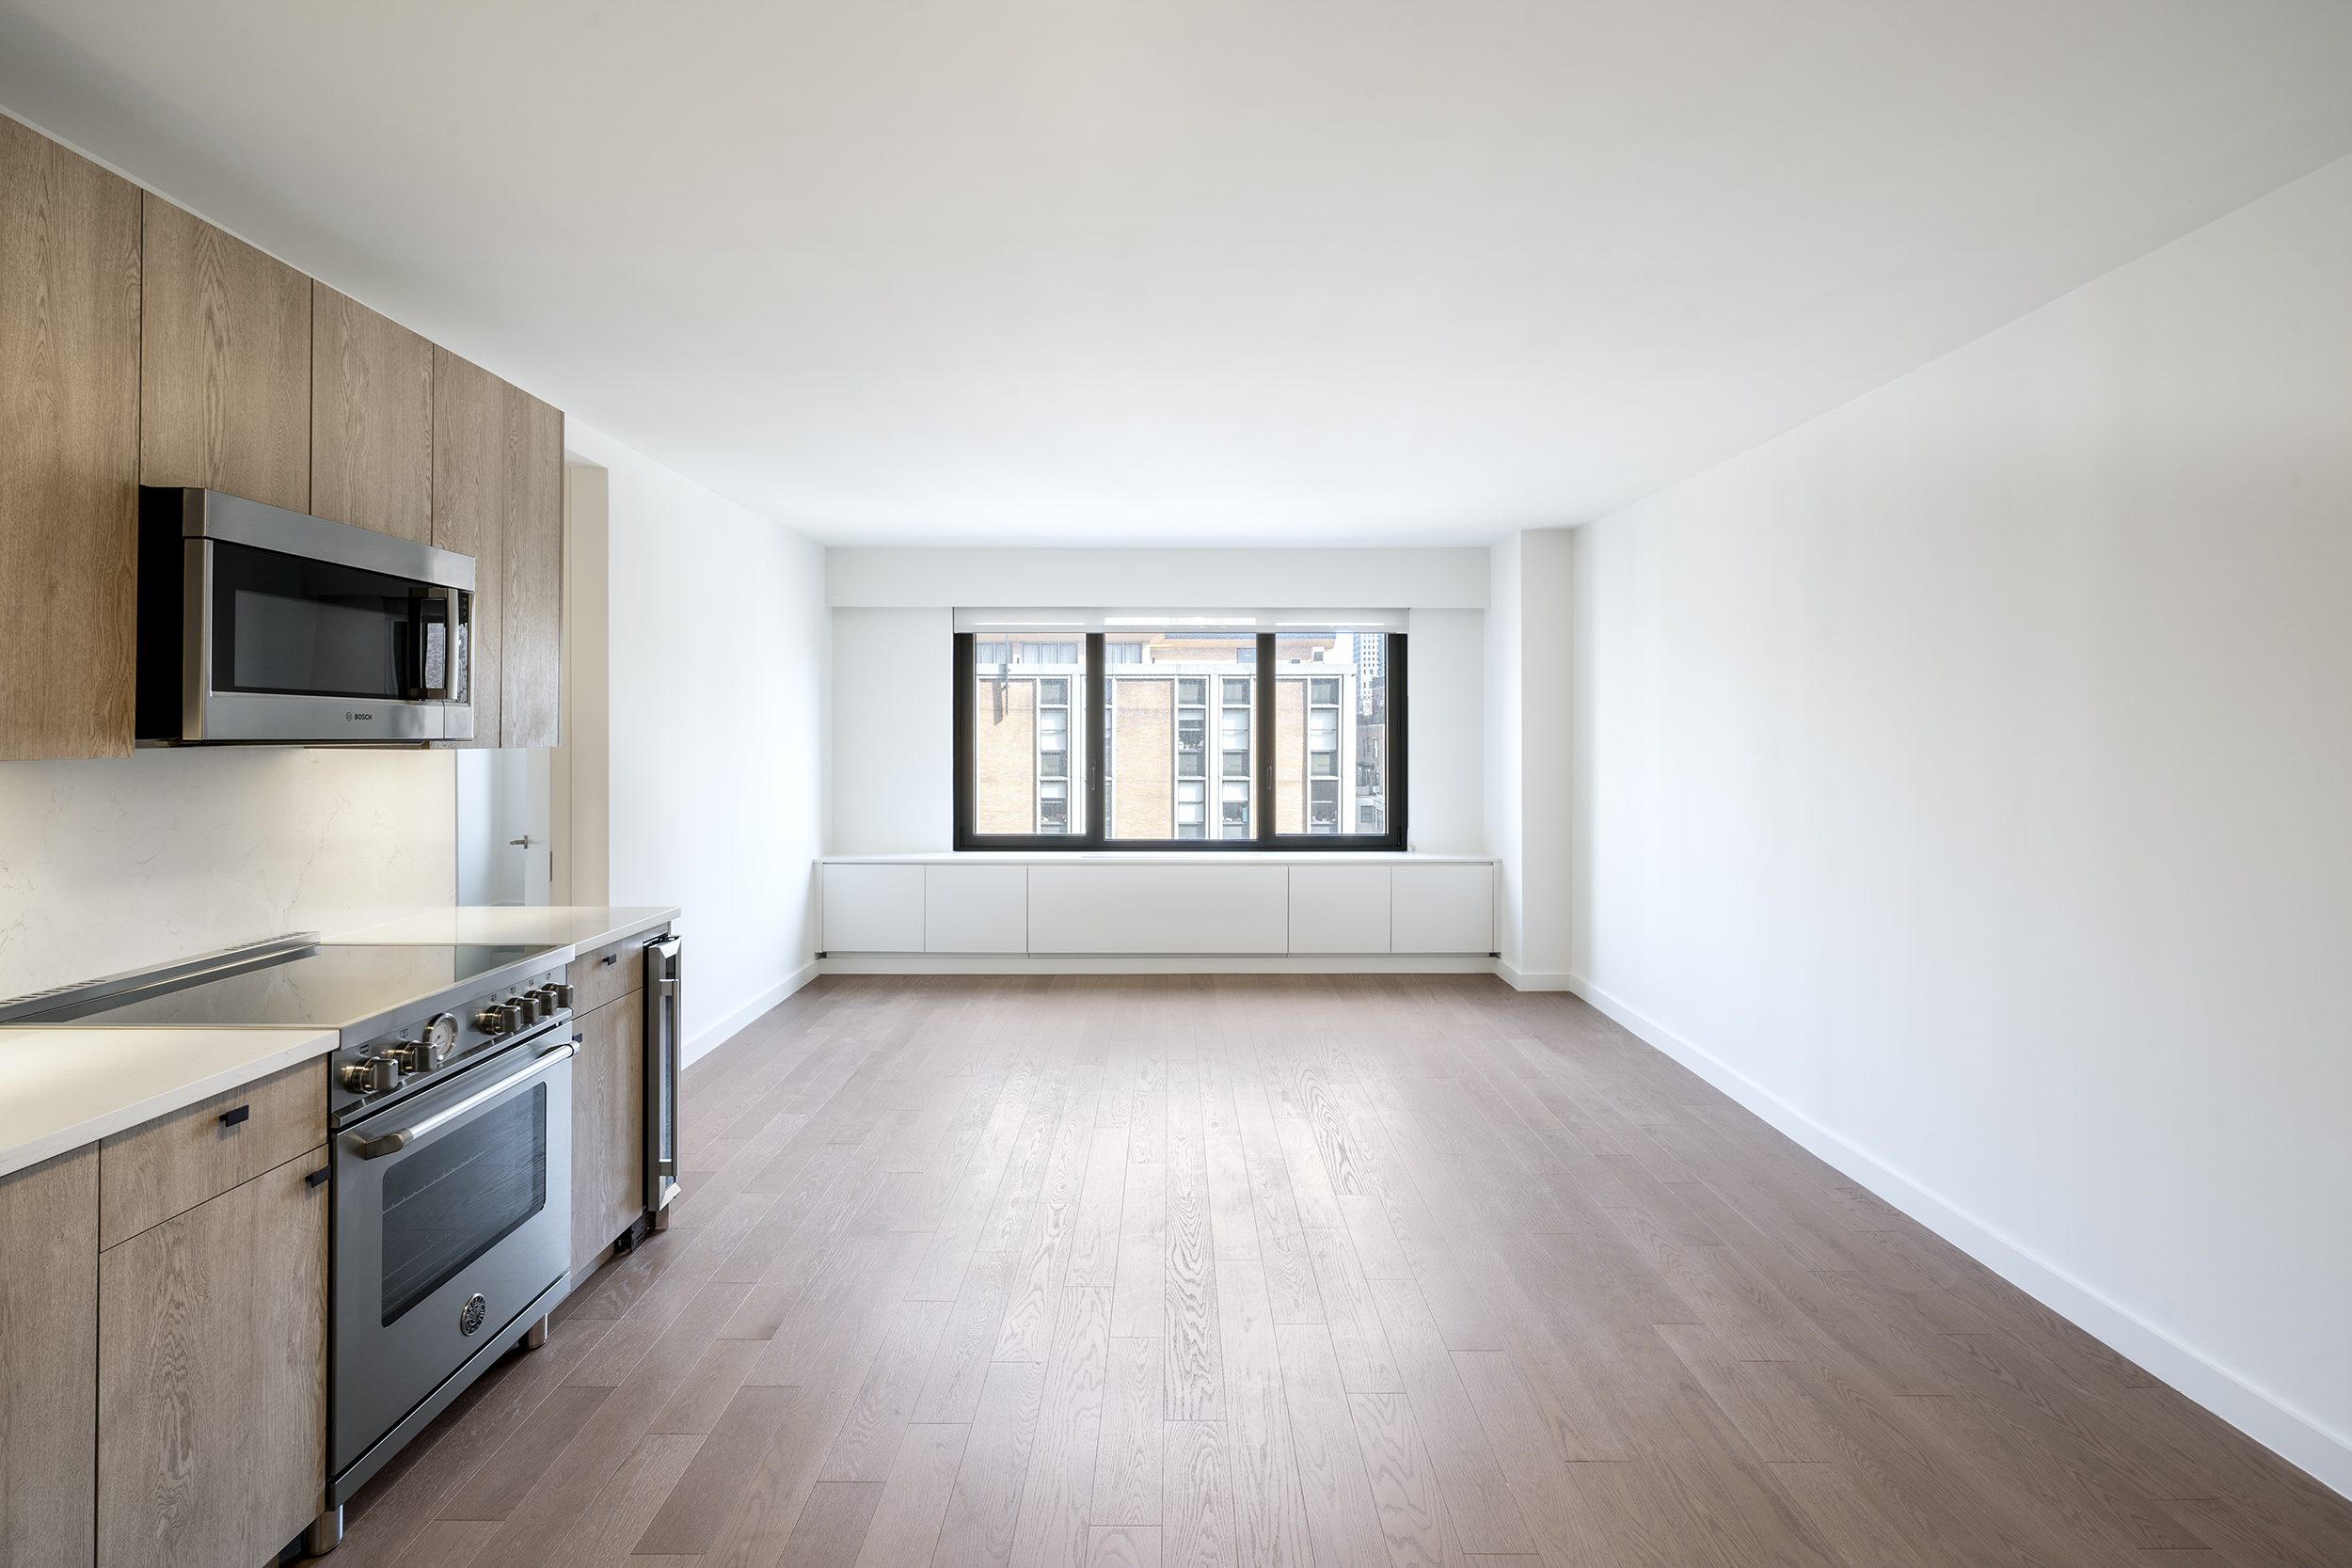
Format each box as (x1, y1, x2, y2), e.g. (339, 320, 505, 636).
(3, 2, 2347, 546)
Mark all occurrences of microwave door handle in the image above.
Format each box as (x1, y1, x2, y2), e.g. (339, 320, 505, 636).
(355, 1040, 578, 1159)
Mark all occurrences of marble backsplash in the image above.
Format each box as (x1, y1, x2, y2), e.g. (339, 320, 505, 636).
(0, 747, 455, 1002)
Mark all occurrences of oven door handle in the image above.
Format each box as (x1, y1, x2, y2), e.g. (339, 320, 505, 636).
(355, 1039, 580, 1159)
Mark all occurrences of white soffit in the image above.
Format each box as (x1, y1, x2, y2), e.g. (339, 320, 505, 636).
(3, 2, 2347, 546)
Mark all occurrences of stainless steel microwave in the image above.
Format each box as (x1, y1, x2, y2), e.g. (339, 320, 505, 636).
(136, 487, 476, 744)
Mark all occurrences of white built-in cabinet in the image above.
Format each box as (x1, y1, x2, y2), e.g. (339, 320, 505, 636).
(924, 863, 1028, 952)
(821, 859, 1495, 957)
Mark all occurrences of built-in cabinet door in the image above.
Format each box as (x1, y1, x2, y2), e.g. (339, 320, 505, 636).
(1289, 864, 1393, 954)
(310, 280, 433, 544)
(98, 1148, 327, 1568)
(433, 347, 506, 748)
(502, 386, 564, 748)
(0, 116, 140, 762)
(823, 863, 927, 953)
(570, 994, 645, 1275)
(138, 194, 310, 513)
(1391, 863, 1494, 954)
(0, 1147, 98, 1566)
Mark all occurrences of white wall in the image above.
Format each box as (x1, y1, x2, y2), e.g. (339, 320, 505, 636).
(0, 748, 453, 1000)
(1402, 608, 1483, 854)
(826, 548, 1487, 857)
(1485, 531, 1574, 983)
(564, 421, 830, 1062)
(829, 546, 1489, 610)
(1570, 155, 2352, 1492)
(831, 608, 952, 853)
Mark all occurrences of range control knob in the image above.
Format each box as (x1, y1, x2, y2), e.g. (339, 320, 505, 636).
(548, 983, 574, 1009)
(474, 1006, 510, 1035)
(340, 1055, 403, 1094)
(516, 993, 545, 1024)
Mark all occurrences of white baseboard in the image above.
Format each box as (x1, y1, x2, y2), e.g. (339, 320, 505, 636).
(1567, 973, 2352, 1500)
(817, 953, 1500, 977)
(683, 959, 819, 1065)
(1497, 960, 1577, 991)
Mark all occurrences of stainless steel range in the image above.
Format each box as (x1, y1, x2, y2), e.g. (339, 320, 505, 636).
(3, 936, 582, 1552)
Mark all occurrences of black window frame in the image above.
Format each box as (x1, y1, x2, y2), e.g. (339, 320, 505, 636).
(953, 629, 1407, 851)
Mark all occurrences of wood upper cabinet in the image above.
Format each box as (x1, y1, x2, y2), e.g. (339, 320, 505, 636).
(434, 347, 506, 748)
(310, 280, 432, 543)
(0, 116, 140, 761)
(0, 1147, 98, 1567)
(98, 1148, 327, 1568)
(503, 386, 564, 748)
(138, 194, 310, 513)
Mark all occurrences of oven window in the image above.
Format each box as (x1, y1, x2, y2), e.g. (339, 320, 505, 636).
(380, 1083, 547, 1326)
(213, 538, 452, 700)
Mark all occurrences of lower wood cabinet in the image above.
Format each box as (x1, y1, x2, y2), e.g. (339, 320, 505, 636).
(98, 1148, 326, 1568)
(571, 993, 645, 1275)
(0, 1148, 98, 1566)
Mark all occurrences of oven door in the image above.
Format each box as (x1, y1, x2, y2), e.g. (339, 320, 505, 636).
(331, 1037, 573, 1482)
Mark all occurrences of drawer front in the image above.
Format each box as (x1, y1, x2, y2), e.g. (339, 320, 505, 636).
(100, 1058, 326, 1250)
(567, 929, 657, 1016)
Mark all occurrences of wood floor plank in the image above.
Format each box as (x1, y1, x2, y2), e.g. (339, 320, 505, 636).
(935, 1358, 1049, 1568)
(777, 1480, 885, 1567)
(1008, 1286, 1113, 1568)
(854, 1422, 970, 1568)
(914, 1249, 1024, 1425)
(1273, 1325, 1391, 1568)
(1303, 1227, 1403, 1394)
(1091, 1337, 1165, 1527)
(1215, 1261, 1313, 1567)
(1068, 1127, 1132, 1291)
(1087, 1523, 1162, 1566)
(1161, 1421, 1232, 1568)
(1164, 1060, 1225, 1421)
(633, 1384, 806, 1553)
(1109, 1162, 1168, 1339)
(1346, 1391, 1447, 1568)
(822, 1297, 956, 1481)
(1362, 1275, 1534, 1556)
(999, 1069, 1106, 1363)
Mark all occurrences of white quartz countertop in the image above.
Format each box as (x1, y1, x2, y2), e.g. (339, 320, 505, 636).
(326, 905, 680, 952)
(0, 1027, 337, 1181)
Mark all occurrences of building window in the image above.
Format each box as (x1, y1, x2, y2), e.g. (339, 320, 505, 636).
(955, 626, 1406, 849)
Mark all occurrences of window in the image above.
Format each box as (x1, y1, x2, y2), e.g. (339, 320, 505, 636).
(955, 626, 1405, 849)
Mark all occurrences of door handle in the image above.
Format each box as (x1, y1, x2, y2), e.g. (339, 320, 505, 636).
(509, 835, 537, 848)
(354, 1041, 577, 1159)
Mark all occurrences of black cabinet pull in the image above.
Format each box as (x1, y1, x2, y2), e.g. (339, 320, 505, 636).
(219, 1104, 250, 1128)
(306, 1166, 331, 1188)
(601, 953, 618, 966)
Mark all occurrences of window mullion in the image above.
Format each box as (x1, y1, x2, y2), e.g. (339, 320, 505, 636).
(1255, 632, 1275, 846)
(1085, 633, 1106, 847)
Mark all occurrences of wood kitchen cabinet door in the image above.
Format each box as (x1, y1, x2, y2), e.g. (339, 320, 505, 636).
(433, 346, 506, 748)
(99, 1149, 327, 1568)
(310, 280, 432, 543)
(0, 116, 140, 761)
(570, 995, 644, 1275)
(0, 1147, 98, 1567)
(138, 194, 310, 513)
(502, 384, 564, 748)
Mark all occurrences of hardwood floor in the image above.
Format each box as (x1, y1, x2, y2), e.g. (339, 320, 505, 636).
(326, 975, 2352, 1568)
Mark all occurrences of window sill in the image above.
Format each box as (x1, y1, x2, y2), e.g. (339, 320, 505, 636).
(819, 850, 1495, 864)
